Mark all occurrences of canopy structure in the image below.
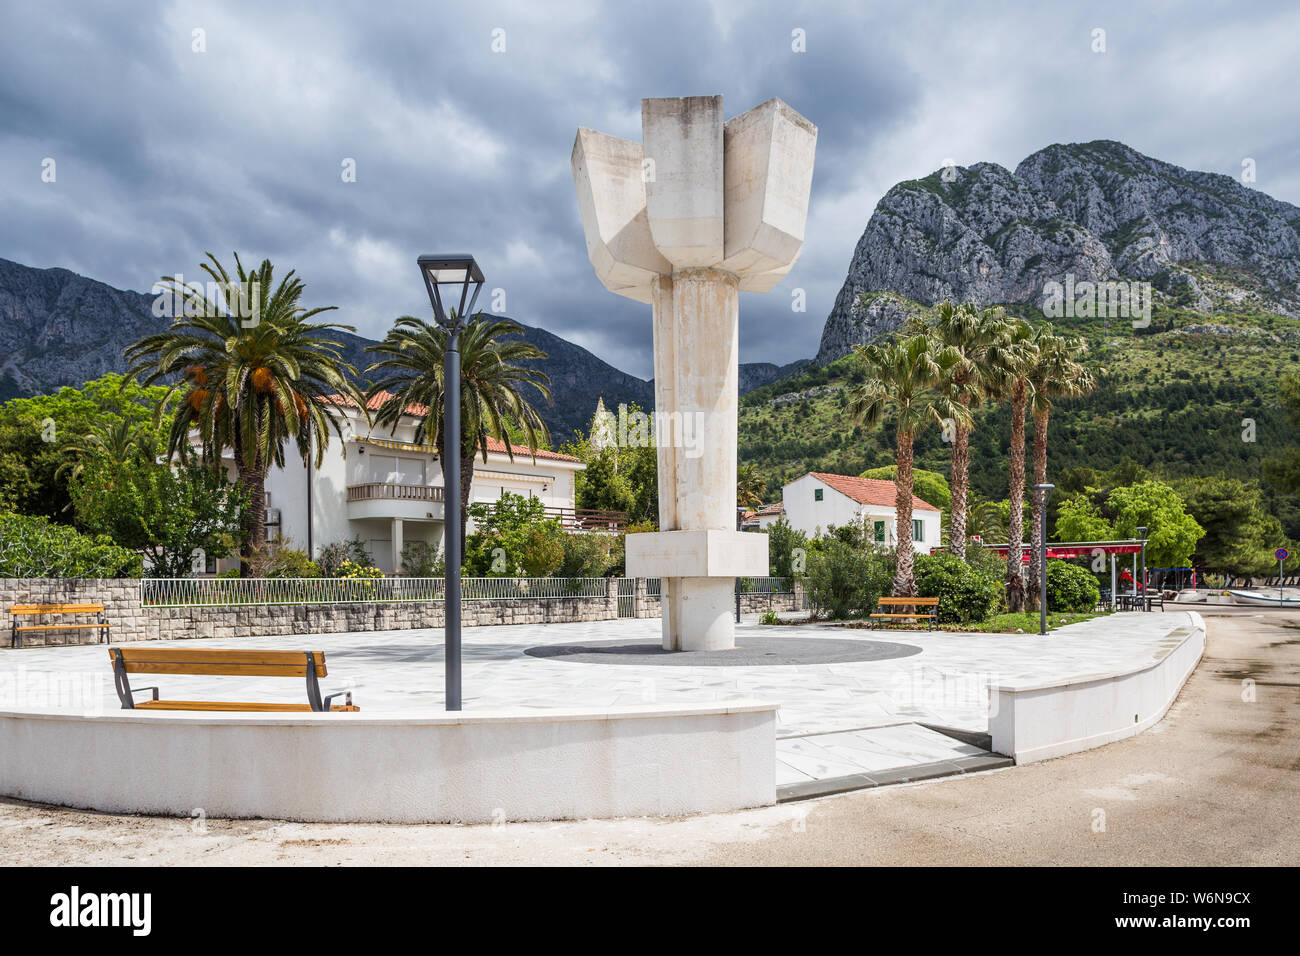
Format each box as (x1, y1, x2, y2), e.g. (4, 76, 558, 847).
(931, 540, 1147, 562)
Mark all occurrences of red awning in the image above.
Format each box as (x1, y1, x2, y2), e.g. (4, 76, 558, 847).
(934, 541, 1146, 561)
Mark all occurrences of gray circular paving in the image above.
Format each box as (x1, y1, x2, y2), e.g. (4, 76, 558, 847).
(524, 635, 923, 667)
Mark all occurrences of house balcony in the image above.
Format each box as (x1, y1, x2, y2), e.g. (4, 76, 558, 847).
(346, 483, 445, 522)
(543, 507, 627, 533)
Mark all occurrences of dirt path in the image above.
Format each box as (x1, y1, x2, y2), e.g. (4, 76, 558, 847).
(1, 610, 1295, 866)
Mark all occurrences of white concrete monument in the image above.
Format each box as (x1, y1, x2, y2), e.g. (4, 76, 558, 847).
(572, 95, 817, 650)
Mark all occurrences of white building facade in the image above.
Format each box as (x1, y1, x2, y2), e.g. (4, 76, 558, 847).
(781, 472, 941, 552)
(216, 392, 585, 574)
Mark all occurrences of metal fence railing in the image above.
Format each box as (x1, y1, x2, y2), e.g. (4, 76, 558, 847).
(738, 577, 794, 593)
(140, 576, 610, 608)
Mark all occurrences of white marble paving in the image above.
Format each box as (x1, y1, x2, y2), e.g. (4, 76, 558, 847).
(1, 612, 1197, 741)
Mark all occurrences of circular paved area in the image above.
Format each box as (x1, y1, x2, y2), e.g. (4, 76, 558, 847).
(525, 635, 922, 666)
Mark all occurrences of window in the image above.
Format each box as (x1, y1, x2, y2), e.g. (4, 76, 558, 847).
(814, 487, 824, 502)
(913, 518, 924, 542)
(873, 520, 886, 544)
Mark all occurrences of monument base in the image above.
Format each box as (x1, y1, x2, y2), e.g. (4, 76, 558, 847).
(626, 530, 768, 651)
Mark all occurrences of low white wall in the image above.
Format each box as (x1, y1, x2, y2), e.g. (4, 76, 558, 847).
(989, 612, 1205, 764)
(0, 702, 777, 823)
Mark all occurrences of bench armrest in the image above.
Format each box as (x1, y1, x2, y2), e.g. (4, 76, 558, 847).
(129, 686, 160, 701)
(324, 690, 353, 709)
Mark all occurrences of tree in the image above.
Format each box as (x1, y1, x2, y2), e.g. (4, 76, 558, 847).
(737, 463, 766, 510)
(70, 456, 246, 578)
(0, 512, 143, 578)
(463, 491, 565, 576)
(766, 516, 809, 578)
(1106, 480, 1205, 568)
(1174, 475, 1287, 577)
(365, 314, 552, 559)
(1027, 328, 1099, 609)
(847, 332, 970, 596)
(125, 253, 363, 574)
(0, 374, 171, 520)
(1053, 489, 1115, 542)
(983, 319, 1038, 611)
(1263, 372, 1300, 494)
(860, 465, 951, 510)
(934, 302, 1009, 558)
(562, 401, 659, 526)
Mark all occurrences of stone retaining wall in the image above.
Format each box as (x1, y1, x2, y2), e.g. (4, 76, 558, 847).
(2, 577, 805, 647)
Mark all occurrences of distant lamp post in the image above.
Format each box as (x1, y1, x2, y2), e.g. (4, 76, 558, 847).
(1033, 484, 1054, 635)
(1136, 525, 1148, 613)
(417, 254, 484, 712)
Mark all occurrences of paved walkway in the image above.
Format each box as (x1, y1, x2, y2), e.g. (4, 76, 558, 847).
(2, 611, 1196, 792)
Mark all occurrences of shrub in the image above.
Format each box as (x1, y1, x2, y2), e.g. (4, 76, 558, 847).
(1046, 560, 1100, 612)
(464, 492, 565, 576)
(317, 536, 372, 577)
(264, 545, 321, 579)
(805, 539, 892, 619)
(400, 541, 443, 577)
(558, 533, 614, 578)
(914, 552, 1001, 624)
(0, 511, 142, 578)
(759, 610, 780, 625)
(766, 516, 809, 578)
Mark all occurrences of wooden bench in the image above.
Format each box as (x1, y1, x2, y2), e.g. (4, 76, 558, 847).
(10, 603, 111, 648)
(869, 596, 940, 630)
(110, 647, 359, 712)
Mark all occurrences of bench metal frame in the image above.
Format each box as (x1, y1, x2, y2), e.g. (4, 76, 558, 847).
(10, 605, 110, 648)
(111, 648, 352, 712)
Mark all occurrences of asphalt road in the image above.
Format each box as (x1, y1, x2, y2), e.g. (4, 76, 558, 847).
(0, 609, 1295, 865)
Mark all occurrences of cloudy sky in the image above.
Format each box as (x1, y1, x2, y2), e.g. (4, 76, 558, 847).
(3, 0, 1299, 377)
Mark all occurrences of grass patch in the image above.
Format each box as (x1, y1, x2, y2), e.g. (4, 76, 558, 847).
(950, 610, 1112, 633)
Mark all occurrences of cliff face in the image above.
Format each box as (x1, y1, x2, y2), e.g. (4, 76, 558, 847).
(816, 140, 1300, 364)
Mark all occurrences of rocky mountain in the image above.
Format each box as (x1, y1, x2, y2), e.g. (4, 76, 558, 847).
(817, 140, 1300, 363)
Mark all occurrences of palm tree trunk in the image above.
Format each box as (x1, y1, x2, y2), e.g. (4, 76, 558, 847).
(949, 397, 971, 559)
(1027, 407, 1050, 611)
(1005, 381, 1028, 612)
(459, 448, 475, 564)
(894, 430, 917, 597)
(236, 461, 267, 577)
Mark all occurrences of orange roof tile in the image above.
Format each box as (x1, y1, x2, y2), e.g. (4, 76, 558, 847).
(809, 472, 941, 512)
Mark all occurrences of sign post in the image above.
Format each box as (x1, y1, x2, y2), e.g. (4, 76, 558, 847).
(1275, 547, 1290, 607)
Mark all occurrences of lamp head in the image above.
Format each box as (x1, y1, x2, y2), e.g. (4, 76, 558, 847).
(417, 254, 484, 330)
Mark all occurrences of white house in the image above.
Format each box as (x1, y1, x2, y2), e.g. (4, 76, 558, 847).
(781, 472, 941, 552)
(211, 391, 588, 574)
(741, 501, 785, 531)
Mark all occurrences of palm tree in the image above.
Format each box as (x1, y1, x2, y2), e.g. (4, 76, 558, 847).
(984, 319, 1039, 612)
(364, 314, 552, 559)
(934, 302, 1011, 559)
(1025, 329, 1099, 609)
(737, 463, 766, 511)
(55, 418, 147, 483)
(847, 332, 971, 597)
(125, 252, 364, 574)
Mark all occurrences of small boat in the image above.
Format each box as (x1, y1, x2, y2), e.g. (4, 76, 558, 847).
(1227, 589, 1300, 607)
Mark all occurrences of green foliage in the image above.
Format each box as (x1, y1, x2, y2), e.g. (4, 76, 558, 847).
(1046, 560, 1101, 612)
(759, 610, 781, 625)
(264, 545, 321, 578)
(914, 552, 1001, 624)
(317, 537, 373, 576)
(464, 492, 565, 576)
(1107, 481, 1205, 567)
(766, 516, 809, 578)
(400, 541, 443, 577)
(70, 457, 245, 578)
(805, 539, 893, 619)
(860, 465, 951, 510)
(0, 512, 143, 578)
(560, 402, 659, 525)
(558, 533, 617, 578)
(1054, 490, 1115, 541)
(0, 373, 172, 520)
(1174, 475, 1289, 575)
(338, 559, 383, 580)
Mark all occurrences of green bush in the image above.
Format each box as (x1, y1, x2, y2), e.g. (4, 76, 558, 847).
(766, 517, 809, 578)
(317, 537, 372, 577)
(0, 511, 143, 578)
(400, 541, 443, 577)
(558, 533, 615, 578)
(805, 539, 892, 619)
(914, 552, 1001, 624)
(264, 542, 321, 578)
(1046, 560, 1101, 612)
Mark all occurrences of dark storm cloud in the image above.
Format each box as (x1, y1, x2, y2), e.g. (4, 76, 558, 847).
(2, 1, 1299, 377)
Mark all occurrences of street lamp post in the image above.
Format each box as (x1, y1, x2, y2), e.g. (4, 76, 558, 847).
(417, 254, 484, 712)
(1033, 484, 1054, 635)
(1136, 526, 1148, 613)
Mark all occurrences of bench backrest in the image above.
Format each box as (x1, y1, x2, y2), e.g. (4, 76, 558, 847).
(11, 603, 104, 615)
(110, 647, 328, 677)
(877, 597, 939, 606)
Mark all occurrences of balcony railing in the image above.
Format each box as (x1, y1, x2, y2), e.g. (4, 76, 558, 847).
(542, 507, 627, 532)
(347, 483, 445, 503)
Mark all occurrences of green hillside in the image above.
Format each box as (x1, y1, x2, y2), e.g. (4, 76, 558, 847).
(739, 297, 1300, 537)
